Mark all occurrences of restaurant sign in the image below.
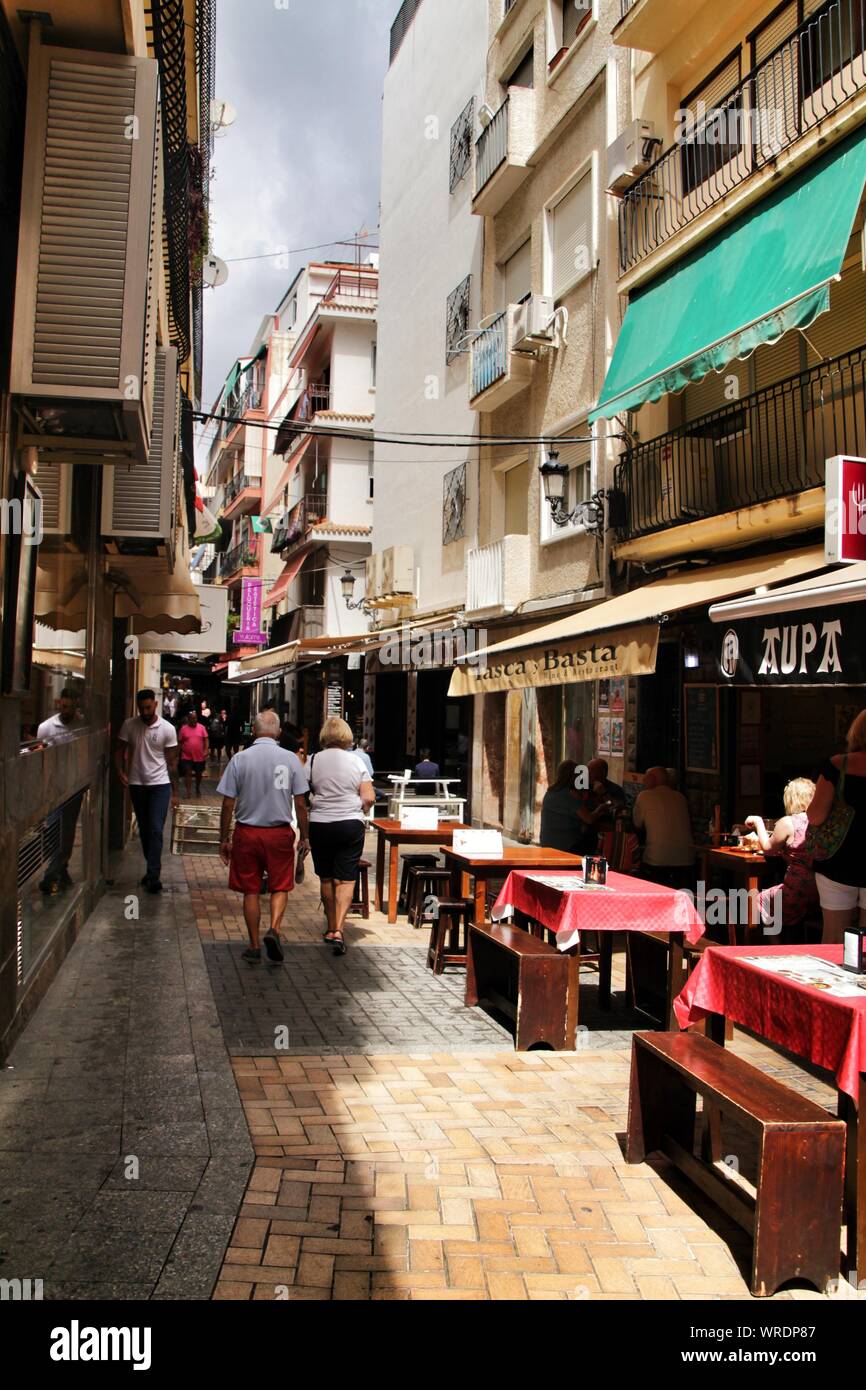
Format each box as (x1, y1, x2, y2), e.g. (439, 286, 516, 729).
(448, 623, 658, 697)
(715, 605, 866, 684)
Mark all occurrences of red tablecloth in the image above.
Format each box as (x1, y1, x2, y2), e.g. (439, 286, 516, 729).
(491, 869, 705, 945)
(674, 943, 866, 1102)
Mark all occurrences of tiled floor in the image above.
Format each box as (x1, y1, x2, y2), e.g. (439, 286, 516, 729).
(192, 815, 864, 1303)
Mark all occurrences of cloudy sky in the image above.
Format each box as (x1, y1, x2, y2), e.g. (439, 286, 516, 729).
(202, 0, 395, 419)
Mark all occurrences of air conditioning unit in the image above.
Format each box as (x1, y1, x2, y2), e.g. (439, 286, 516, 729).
(381, 546, 414, 602)
(102, 348, 179, 543)
(365, 550, 384, 600)
(653, 439, 717, 526)
(606, 118, 659, 195)
(11, 37, 161, 465)
(512, 295, 556, 352)
(32, 459, 72, 534)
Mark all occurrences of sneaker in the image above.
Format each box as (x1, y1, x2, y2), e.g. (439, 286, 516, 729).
(263, 929, 284, 964)
(146, 880, 163, 894)
(241, 947, 261, 963)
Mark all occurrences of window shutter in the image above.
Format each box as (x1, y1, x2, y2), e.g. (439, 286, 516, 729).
(551, 173, 591, 300)
(803, 262, 866, 362)
(682, 369, 730, 422)
(503, 237, 531, 308)
(684, 52, 740, 116)
(103, 346, 177, 538)
(752, 2, 799, 160)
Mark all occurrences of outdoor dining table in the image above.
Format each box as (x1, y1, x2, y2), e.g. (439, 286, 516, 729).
(371, 818, 471, 923)
(675, 943, 866, 1284)
(697, 845, 778, 943)
(442, 846, 584, 931)
(491, 869, 705, 1029)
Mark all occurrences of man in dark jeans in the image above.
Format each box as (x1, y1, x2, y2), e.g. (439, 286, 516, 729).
(115, 689, 180, 893)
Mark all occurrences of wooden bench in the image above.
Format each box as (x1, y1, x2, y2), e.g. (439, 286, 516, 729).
(465, 923, 579, 1051)
(627, 1030, 846, 1297)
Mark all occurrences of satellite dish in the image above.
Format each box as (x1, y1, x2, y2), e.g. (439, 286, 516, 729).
(210, 99, 237, 131)
(202, 255, 229, 289)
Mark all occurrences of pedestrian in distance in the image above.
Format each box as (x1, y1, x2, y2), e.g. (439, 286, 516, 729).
(208, 708, 227, 763)
(178, 709, 209, 798)
(308, 717, 375, 956)
(115, 689, 180, 894)
(217, 709, 310, 964)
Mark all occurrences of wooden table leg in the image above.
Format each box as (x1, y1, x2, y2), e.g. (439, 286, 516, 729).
(464, 926, 479, 1007)
(665, 937, 684, 1031)
(374, 832, 385, 912)
(473, 874, 486, 927)
(598, 935, 613, 1010)
(747, 873, 760, 944)
(839, 1075, 865, 1287)
(387, 842, 399, 925)
(706, 1010, 726, 1046)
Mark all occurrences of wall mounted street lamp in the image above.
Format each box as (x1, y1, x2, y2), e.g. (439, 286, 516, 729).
(341, 570, 372, 613)
(539, 447, 608, 538)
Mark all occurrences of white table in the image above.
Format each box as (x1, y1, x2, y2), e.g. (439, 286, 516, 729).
(386, 775, 466, 823)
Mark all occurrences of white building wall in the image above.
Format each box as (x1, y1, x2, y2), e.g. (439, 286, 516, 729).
(331, 319, 377, 416)
(327, 437, 373, 529)
(374, 0, 487, 616)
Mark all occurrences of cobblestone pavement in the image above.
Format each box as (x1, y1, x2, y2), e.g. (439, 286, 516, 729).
(193, 807, 862, 1304)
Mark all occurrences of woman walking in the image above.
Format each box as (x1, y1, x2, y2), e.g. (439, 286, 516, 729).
(806, 709, 866, 943)
(308, 717, 375, 955)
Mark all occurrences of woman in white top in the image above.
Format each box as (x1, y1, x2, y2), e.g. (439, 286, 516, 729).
(308, 717, 375, 954)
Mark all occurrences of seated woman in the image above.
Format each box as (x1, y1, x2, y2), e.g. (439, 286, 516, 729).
(744, 777, 818, 938)
(540, 760, 600, 855)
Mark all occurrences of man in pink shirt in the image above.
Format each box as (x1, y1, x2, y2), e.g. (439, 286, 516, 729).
(178, 710, 209, 798)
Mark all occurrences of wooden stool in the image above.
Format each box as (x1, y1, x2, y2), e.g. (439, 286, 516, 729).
(426, 899, 470, 975)
(398, 854, 439, 912)
(350, 859, 371, 919)
(407, 866, 452, 928)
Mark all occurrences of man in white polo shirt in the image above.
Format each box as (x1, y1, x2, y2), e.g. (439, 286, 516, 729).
(115, 689, 180, 894)
(36, 686, 86, 895)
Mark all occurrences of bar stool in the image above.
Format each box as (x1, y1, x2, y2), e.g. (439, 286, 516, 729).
(407, 866, 452, 928)
(426, 898, 470, 975)
(350, 859, 371, 920)
(398, 854, 439, 913)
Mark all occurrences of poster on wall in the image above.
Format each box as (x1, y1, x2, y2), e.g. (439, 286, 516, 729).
(610, 716, 624, 756)
(609, 678, 626, 713)
(598, 680, 610, 712)
(597, 715, 611, 755)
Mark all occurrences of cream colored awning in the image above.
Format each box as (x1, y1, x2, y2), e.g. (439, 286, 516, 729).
(465, 546, 827, 663)
(112, 555, 202, 636)
(449, 623, 659, 696)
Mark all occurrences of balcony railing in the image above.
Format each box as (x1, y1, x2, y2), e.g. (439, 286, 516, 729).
(271, 493, 329, 553)
(476, 98, 509, 194)
(619, 0, 866, 272)
(470, 312, 509, 398)
(620, 0, 638, 17)
(322, 269, 377, 304)
(613, 342, 866, 540)
(220, 540, 258, 577)
(466, 534, 531, 613)
(224, 471, 258, 507)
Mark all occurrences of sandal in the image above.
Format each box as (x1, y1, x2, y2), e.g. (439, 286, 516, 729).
(326, 932, 347, 956)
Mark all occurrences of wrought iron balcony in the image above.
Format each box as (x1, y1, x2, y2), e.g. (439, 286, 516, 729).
(476, 99, 509, 195)
(224, 471, 258, 508)
(613, 343, 866, 541)
(618, 0, 866, 273)
(220, 539, 258, 578)
(469, 308, 535, 408)
(271, 493, 329, 553)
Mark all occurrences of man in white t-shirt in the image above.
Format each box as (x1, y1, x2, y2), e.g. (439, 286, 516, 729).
(115, 688, 180, 894)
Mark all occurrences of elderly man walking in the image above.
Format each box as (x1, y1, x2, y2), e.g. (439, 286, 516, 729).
(217, 710, 310, 963)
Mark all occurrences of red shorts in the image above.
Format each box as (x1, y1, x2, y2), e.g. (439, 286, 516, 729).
(229, 823, 296, 893)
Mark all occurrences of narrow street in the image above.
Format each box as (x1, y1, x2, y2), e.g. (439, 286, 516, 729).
(2, 776, 853, 1303)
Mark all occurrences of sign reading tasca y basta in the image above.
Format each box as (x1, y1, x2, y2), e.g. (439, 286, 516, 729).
(448, 623, 658, 697)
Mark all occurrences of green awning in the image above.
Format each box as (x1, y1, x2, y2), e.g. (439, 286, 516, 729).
(590, 129, 866, 423)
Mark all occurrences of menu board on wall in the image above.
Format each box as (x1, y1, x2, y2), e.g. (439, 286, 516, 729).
(684, 685, 719, 774)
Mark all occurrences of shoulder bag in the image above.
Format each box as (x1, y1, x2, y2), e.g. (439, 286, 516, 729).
(804, 756, 855, 862)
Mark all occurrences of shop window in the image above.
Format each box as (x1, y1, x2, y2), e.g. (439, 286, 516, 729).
(557, 681, 595, 767)
(16, 789, 89, 987)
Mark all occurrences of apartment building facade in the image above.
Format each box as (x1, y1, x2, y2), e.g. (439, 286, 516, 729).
(447, 0, 632, 838)
(475, 0, 866, 836)
(0, 0, 212, 1056)
(228, 260, 378, 741)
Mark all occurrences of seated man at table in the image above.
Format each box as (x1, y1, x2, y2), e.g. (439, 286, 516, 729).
(633, 766, 694, 889)
(413, 748, 440, 794)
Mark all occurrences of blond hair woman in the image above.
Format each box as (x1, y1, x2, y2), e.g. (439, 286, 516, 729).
(308, 717, 375, 954)
(806, 710, 866, 943)
(745, 778, 818, 935)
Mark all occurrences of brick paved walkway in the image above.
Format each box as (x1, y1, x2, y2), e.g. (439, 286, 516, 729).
(191, 801, 863, 1304)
